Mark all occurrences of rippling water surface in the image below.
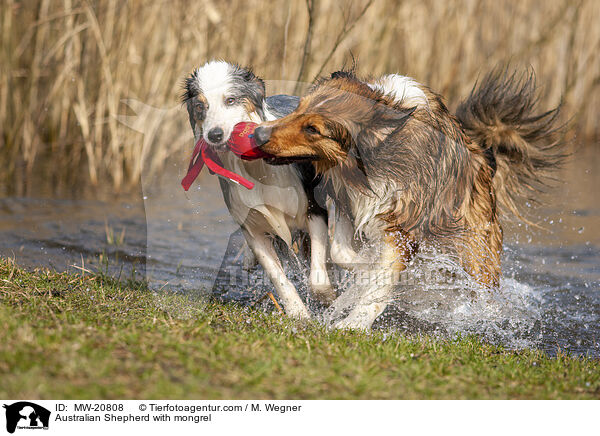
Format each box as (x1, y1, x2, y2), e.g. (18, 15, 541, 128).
(1, 149, 598, 356)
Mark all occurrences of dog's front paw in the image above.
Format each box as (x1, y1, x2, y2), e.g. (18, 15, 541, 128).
(310, 283, 337, 306)
(333, 317, 370, 331)
(332, 304, 383, 331)
(309, 271, 336, 306)
(285, 303, 312, 321)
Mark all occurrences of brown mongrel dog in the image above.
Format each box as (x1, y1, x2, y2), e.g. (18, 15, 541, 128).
(253, 68, 565, 329)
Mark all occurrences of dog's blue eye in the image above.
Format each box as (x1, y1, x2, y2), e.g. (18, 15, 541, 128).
(225, 97, 236, 106)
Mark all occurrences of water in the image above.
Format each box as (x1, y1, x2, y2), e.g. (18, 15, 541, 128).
(1, 148, 598, 357)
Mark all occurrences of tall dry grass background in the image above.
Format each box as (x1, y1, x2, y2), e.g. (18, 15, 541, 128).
(1, 0, 599, 196)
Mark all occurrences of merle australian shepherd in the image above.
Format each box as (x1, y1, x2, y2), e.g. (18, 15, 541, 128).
(253, 68, 565, 329)
(183, 61, 336, 319)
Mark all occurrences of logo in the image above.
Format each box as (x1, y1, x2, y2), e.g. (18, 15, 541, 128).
(238, 123, 253, 137)
(3, 402, 50, 434)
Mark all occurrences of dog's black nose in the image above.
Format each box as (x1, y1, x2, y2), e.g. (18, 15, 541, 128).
(253, 126, 272, 146)
(207, 127, 224, 143)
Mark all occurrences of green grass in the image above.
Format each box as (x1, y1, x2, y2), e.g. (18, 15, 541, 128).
(0, 257, 598, 399)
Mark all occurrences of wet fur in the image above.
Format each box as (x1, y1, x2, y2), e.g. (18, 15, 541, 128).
(257, 68, 565, 327)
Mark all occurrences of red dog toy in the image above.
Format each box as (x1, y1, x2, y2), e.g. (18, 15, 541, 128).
(228, 122, 272, 160)
(181, 122, 271, 191)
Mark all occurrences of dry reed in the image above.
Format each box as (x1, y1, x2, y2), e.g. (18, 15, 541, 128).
(1, 0, 599, 195)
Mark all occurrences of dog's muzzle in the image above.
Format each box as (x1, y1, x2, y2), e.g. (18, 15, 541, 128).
(253, 126, 272, 147)
(207, 127, 224, 143)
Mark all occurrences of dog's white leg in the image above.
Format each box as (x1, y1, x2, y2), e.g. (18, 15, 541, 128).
(307, 216, 335, 305)
(333, 239, 411, 330)
(333, 272, 393, 330)
(330, 211, 361, 269)
(243, 230, 311, 320)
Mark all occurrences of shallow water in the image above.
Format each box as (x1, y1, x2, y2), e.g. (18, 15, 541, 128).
(1, 148, 598, 357)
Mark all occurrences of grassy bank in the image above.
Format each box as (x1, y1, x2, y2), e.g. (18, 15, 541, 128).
(0, 257, 598, 399)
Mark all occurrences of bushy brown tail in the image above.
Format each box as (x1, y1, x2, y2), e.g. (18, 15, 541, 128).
(456, 68, 567, 220)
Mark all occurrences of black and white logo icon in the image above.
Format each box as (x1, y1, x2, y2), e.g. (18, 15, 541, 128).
(3, 402, 50, 434)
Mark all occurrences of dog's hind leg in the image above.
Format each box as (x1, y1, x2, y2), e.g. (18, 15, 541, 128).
(243, 230, 311, 320)
(333, 232, 416, 330)
(307, 216, 336, 305)
(459, 223, 503, 289)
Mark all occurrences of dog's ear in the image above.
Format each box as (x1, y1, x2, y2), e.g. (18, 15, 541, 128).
(355, 105, 417, 161)
(238, 67, 265, 98)
(344, 105, 417, 193)
(185, 98, 196, 133)
(370, 105, 417, 136)
(182, 74, 200, 134)
(325, 119, 374, 192)
(238, 66, 266, 117)
(242, 69, 265, 91)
